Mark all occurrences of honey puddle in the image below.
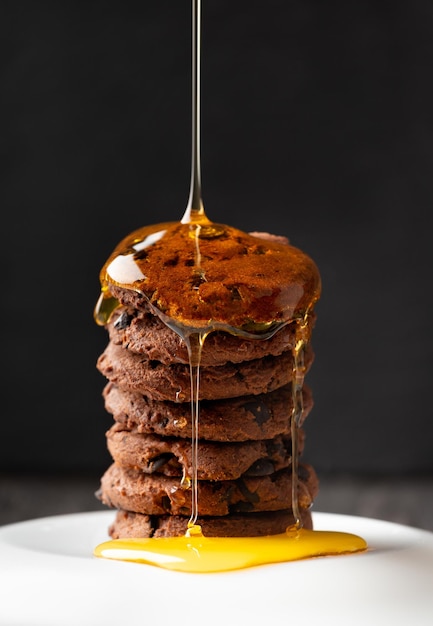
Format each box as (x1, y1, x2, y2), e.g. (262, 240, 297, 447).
(94, 526, 367, 574)
(93, 0, 367, 572)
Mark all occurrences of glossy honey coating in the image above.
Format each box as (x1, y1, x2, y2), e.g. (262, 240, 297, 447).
(97, 221, 321, 330)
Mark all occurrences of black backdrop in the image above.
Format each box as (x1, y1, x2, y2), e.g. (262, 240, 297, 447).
(1, 1, 432, 475)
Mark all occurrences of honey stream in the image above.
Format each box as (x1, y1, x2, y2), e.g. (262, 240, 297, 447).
(93, 0, 367, 572)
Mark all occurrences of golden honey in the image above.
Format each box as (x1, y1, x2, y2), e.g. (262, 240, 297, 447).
(94, 525, 367, 573)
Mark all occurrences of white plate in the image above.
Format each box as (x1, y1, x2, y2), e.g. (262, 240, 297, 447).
(0, 511, 432, 626)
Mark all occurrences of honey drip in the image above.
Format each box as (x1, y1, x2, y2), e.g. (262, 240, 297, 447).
(184, 331, 206, 530)
(93, 0, 367, 572)
(290, 315, 309, 529)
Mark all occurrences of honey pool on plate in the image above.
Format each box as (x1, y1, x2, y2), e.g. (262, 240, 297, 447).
(94, 525, 367, 574)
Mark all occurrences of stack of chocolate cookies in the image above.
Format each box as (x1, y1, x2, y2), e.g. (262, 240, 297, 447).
(96, 287, 319, 538)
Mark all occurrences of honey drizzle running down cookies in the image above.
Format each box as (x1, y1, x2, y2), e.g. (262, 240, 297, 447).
(93, 0, 367, 571)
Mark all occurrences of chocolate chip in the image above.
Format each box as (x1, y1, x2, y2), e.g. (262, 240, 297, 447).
(236, 479, 260, 503)
(161, 495, 171, 512)
(114, 311, 133, 330)
(190, 271, 206, 288)
(243, 400, 271, 425)
(228, 286, 242, 300)
(266, 439, 287, 459)
(149, 515, 158, 536)
(163, 255, 179, 267)
(148, 453, 174, 473)
(243, 459, 275, 477)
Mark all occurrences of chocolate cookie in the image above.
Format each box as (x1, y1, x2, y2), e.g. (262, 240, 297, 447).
(97, 340, 314, 402)
(107, 305, 309, 366)
(103, 383, 313, 442)
(102, 223, 321, 328)
(105, 426, 305, 480)
(108, 507, 313, 539)
(97, 462, 319, 517)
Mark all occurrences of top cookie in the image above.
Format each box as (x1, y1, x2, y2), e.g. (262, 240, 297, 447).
(96, 222, 321, 330)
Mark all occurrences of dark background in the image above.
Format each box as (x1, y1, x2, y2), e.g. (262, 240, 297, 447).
(1, 1, 432, 479)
